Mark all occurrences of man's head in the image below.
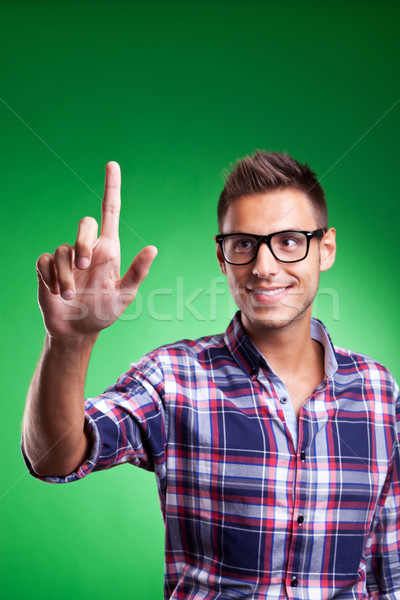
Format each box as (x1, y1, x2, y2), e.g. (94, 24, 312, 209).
(215, 151, 336, 338)
(217, 150, 328, 232)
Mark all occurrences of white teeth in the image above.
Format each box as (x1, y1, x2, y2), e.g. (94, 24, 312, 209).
(254, 287, 286, 296)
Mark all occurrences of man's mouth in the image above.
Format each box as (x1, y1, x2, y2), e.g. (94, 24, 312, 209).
(251, 286, 289, 297)
(247, 286, 292, 304)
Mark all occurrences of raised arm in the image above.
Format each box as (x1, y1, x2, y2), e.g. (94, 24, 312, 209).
(22, 162, 157, 477)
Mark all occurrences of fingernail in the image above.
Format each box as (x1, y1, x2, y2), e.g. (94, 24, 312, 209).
(62, 290, 74, 300)
(76, 257, 90, 269)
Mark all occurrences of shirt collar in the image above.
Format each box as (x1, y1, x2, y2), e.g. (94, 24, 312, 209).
(310, 318, 338, 378)
(223, 312, 263, 378)
(224, 311, 338, 379)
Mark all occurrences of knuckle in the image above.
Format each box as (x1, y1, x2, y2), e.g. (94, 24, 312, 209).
(75, 241, 90, 255)
(102, 200, 119, 217)
(59, 278, 73, 288)
(36, 253, 52, 269)
(80, 215, 98, 229)
(57, 270, 74, 287)
(55, 244, 72, 258)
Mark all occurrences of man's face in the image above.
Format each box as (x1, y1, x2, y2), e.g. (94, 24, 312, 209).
(216, 189, 336, 336)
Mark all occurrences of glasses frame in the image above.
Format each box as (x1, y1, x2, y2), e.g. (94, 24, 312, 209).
(215, 229, 326, 265)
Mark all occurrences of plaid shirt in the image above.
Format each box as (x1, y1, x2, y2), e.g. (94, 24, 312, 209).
(24, 314, 400, 600)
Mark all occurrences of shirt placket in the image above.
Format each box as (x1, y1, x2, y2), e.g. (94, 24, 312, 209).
(256, 369, 325, 598)
(284, 386, 329, 599)
(284, 417, 311, 599)
(255, 369, 302, 596)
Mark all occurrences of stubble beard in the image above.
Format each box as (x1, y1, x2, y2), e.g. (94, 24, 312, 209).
(235, 283, 318, 334)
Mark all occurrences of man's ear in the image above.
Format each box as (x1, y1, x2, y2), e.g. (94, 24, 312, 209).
(320, 228, 336, 272)
(215, 238, 227, 275)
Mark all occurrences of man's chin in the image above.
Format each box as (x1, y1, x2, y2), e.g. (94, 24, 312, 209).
(240, 306, 310, 333)
(249, 316, 297, 331)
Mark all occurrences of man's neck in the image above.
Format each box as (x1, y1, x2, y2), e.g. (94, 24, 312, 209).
(242, 312, 324, 382)
(241, 313, 326, 417)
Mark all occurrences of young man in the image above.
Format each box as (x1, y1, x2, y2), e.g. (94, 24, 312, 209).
(22, 152, 400, 600)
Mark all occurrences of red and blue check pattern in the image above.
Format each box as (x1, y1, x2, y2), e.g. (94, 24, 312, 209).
(24, 314, 400, 599)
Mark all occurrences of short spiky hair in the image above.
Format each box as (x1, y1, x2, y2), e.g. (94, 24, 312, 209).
(218, 150, 328, 230)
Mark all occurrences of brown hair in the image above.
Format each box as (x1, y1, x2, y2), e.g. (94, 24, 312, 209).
(218, 150, 328, 230)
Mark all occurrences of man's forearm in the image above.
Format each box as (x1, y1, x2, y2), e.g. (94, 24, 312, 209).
(22, 334, 97, 477)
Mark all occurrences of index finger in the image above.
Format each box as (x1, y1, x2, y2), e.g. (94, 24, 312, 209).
(100, 161, 121, 240)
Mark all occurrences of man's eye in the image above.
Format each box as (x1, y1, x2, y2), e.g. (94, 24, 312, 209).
(272, 233, 307, 255)
(234, 238, 255, 252)
(276, 233, 304, 247)
(280, 236, 299, 247)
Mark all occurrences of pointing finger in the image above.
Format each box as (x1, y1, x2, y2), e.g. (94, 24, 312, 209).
(100, 161, 121, 241)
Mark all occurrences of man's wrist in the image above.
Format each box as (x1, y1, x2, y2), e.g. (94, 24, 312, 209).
(44, 331, 99, 356)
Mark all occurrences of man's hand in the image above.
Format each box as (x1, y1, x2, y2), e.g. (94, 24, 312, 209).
(23, 162, 157, 477)
(36, 161, 157, 340)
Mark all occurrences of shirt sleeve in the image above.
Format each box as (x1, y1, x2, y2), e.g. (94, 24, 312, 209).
(366, 385, 400, 599)
(22, 353, 168, 488)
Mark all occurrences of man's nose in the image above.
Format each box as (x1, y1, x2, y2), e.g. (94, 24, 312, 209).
(251, 242, 280, 278)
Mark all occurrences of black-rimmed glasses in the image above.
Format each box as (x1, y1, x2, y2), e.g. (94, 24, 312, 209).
(215, 229, 326, 265)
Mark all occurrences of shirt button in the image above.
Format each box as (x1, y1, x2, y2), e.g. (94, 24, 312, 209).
(290, 576, 298, 587)
(300, 451, 306, 461)
(250, 367, 258, 377)
(280, 396, 288, 404)
(297, 515, 304, 525)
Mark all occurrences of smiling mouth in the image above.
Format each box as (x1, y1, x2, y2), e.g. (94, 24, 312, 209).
(250, 286, 290, 297)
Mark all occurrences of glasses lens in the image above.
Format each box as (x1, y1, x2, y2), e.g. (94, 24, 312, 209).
(223, 235, 258, 264)
(271, 231, 308, 261)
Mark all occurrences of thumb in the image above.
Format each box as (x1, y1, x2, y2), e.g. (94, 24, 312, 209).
(119, 245, 158, 299)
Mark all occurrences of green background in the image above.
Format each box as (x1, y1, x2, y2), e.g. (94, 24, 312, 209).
(1, 1, 399, 598)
